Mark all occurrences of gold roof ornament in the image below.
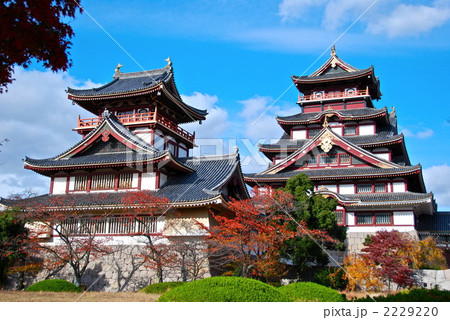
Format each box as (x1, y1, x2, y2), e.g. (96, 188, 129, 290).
(330, 45, 336, 57)
(115, 63, 123, 73)
(165, 57, 172, 67)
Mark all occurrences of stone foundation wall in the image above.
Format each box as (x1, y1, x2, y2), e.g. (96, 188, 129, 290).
(415, 269, 450, 291)
(346, 230, 419, 254)
(6, 244, 210, 292)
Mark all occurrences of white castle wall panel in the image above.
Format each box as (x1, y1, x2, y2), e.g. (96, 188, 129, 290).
(141, 172, 157, 190)
(53, 177, 67, 194)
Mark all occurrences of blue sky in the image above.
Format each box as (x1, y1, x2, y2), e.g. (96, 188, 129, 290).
(1, 0, 450, 210)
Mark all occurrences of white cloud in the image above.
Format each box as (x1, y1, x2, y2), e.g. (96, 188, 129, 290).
(423, 164, 450, 210)
(400, 127, 434, 139)
(181, 92, 230, 139)
(322, 0, 374, 30)
(367, 2, 450, 37)
(0, 68, 99, 198)
(278, 0, 327, 22)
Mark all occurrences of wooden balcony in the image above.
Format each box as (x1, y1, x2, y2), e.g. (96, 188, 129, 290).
(298, 88, 369, 103)
(75, 111, 195, 143)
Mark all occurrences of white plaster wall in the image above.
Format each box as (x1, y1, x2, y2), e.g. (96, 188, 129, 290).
(330, 125, 342, 136)
(393, 211, 415, 226)
(68, 177, 75, 191)
(347, 212, 355, 226)
(52, 177, 67, 194)
(132, 173, 139, 188)
(141, 172, 157, 190)
(348, 226, 416, 233)
(292, 129, 306, 140)
(340, 184, 354, 194)
(135, 133, 152, 144)
(376, 153, 390, 161)
(393, 181, 406, 192)
(359, 124, 375, 135)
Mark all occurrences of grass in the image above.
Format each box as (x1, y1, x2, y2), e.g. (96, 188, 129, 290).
(0, 290, 160, 302)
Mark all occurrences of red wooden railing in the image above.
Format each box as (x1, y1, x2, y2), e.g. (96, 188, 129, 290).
(298, 88, 369, 102)
(76, 111, 194, 142)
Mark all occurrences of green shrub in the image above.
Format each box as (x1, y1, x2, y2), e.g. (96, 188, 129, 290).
(355, 288, 450, 302)
(157, 277, 290, 302)
(139, 282, 185, 294)
(314, 267, 348, 290)
(25, 279, 82, 293)
(277, 282, 346, 302)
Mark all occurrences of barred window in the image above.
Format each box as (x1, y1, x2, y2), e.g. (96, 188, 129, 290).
(356, 213, 372, 225)
(340, 154, 351, 164)
(74, 176, 88, 191)
(343, 126, 356, 136)
(375, 213, 391, 225)
(335, 211, 344, 225)
(91, 174, 115, 190)
(119, 173, 133, 189)
(357, 184, 372, 193)
(374, 183, 386, 193)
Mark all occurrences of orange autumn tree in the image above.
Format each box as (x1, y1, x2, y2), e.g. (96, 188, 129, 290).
(409, 237, 447, 270)
(343, 254, 383, 292)
(205, 188, 336, 282)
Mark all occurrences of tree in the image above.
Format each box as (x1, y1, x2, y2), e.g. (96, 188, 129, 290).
(0, 0, 83, 93)
(410, 237, 447, 270)
(343, 254, 383, 292)
(205, 188, 335, 282)
(362, 230, 415, 291)
(282, 173, 346, 278)
(0, 208, 28, 287)
(21, 195, 113, 287)
(120, 191, 177, 283)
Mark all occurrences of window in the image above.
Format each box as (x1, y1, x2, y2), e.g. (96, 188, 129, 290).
(343, 126, 357, 136)
(355, 212, 392, 225)
(60, 216, 158, 235)
(374, 183, 386, 193)
(91, 174, 115, 190)
(375, 213, 391, 225)
(313, 91, 324, 98)
(340, 154, 351, 164)
(356, 213, 372, 225)
(357, 184, 372, 193)
(118, 173, 133, 189)
(320, 154, 338, 165)
(74, 176, 88, 191)
(335, 211, 344, 225)
(345, 88, 357, 96)
(308, 128, 321, 138)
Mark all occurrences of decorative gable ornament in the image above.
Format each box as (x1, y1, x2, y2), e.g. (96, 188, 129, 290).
(319, 137, 334, 153)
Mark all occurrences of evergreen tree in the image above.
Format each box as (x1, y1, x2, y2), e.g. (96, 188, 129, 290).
(282, 173, 346, 278)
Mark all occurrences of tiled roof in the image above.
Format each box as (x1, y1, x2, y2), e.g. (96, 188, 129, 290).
(2, 153, 247, 207)
(24, 111, 167, 169)
(259, 133, 403, 151)
(244, 165, 422, 181)
(276, 107, 387, 123)
(67, 65, 207, 119)
(68, 65, 177, 97)
(293, 67, 374, 82)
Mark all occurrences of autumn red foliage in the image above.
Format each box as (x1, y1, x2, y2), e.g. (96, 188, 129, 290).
(205, 188, 336, 282)
(362, 230, 415, 291)
(0, 0, 83, 92)
(20, 194, 113, 287)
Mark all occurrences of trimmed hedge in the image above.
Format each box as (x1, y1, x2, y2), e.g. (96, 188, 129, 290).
(355, 288, 450, 302)
(157, 277, 290, 302)
(25, 279, 82, 293)
(277, 282, 346, 302)
(139, 282, 185, 294)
